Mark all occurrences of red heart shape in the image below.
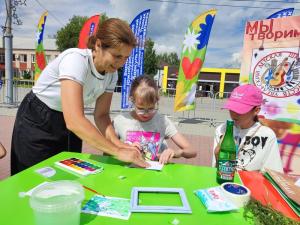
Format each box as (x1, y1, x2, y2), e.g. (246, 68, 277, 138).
(182, 57, 202, 80)
(36, 52, 46, 70)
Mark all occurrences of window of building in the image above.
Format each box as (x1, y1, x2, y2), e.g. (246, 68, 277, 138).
(31, 54, 35, 63)
(13, 54, 16, 61)
(46, 55, 51, 63)
(0, 53, 4, 63)
(19, 54, 27, 62)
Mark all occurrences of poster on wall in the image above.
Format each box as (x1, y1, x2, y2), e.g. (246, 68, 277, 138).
(240, 15, 300, 124)
(240, 15, 300, 174)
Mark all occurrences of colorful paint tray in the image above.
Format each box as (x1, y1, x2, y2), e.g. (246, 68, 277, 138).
(55, 158, 103, 176)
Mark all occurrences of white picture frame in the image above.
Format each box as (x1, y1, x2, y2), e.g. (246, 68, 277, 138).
(130, 187, 192, 214)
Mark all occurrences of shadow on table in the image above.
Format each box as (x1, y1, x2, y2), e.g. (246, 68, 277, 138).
(80, 199, 98, 225)
(88, 155, 127, 166)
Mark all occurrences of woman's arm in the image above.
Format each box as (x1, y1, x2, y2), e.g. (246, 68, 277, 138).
(60, 79, 147, 166)
(0, 143, 6, 159)
(94, 92, 129, 148)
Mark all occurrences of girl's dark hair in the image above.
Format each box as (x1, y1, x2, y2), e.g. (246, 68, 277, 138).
(87, 18, 137, 50)
(130, 75, 159, 105)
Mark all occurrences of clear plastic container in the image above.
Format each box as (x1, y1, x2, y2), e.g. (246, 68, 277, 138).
(30, 180, 84, 225)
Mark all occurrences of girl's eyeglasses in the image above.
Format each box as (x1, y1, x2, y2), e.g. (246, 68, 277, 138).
(133, 104, 159, 115)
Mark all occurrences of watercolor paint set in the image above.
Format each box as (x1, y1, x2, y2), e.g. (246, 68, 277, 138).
(55, 158, 103, 176)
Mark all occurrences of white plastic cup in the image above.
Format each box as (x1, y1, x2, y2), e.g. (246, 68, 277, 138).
(30, 180, 84, 225)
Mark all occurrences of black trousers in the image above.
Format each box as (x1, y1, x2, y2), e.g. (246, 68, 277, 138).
(11, 91, 82, 175)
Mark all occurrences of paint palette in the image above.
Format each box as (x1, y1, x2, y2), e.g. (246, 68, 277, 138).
(55, 158, 103, 176)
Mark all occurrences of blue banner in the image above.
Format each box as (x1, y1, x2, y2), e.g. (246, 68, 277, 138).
(121, 9, 151, 109)
(267, 8, 294, 19)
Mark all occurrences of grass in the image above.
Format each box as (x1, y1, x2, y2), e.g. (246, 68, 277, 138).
(244, 198, 300, 225)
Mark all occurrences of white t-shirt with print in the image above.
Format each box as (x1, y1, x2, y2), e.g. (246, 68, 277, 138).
(113, 112, 178, 160)
(32, 48, 118, 111)
(212, 122, 283, 173)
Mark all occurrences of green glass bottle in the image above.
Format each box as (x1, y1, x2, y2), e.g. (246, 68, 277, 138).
(216, 120, 237, 184)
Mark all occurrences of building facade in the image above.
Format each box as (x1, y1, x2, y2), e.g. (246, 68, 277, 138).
(0, 37, 60, 79)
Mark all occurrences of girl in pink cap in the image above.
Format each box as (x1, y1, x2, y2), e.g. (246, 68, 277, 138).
(212, 84, 283, 173)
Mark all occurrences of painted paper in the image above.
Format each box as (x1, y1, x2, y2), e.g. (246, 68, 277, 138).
(34, 11, 48, 81)
(174, 9, 217, 112)
(126, 131, 160, 161)
(82, 195, 131, 220)
(121, 9, 150, 109)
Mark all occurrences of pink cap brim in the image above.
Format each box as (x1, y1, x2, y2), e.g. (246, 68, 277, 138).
(222, 100, 254, 114)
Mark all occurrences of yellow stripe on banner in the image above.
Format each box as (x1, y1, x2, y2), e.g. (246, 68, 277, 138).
(162, 66, 168, 93)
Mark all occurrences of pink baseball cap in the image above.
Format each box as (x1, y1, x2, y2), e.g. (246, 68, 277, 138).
(222, 84, 263, 114)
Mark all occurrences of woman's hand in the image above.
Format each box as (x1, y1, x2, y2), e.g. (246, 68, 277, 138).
(116, 148, 149, 168)
(157, 148, 178, 164)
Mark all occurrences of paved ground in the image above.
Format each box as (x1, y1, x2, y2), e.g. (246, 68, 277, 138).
(0, 93, 224, 180)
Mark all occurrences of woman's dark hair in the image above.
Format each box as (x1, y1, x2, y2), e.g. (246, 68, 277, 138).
(130, 75, 159, 105)
(87, 18, 137, 50)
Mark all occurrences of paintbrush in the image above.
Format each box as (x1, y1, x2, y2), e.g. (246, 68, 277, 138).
(82, 185, 105, 197)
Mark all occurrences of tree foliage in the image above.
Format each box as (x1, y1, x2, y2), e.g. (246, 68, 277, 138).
(55, 14, 109, 52)
(144, 38, 158, 77)
(157, 52, 180, 67)
(56, 15, 88, 51)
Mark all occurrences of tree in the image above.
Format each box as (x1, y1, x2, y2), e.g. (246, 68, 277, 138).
(157, 52, 180, 67)
(56, 14, 109, 52)
(56, 15, 88, 51)
(144, 38, 158, 77)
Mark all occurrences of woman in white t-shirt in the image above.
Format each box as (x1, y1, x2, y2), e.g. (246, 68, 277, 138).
(212, 84, 283, 173)
(11, 18, 148, 175)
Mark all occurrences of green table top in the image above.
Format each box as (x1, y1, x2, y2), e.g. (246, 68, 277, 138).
(0, 152, 253, 225)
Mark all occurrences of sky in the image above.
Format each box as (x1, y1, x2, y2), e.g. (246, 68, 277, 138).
(0, 0, 299, 68)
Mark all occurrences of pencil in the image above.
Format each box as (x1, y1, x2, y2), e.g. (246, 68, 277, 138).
(82, 185, 105, 197)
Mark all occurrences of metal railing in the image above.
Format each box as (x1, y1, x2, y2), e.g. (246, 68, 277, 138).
(0, 79, 230, 127)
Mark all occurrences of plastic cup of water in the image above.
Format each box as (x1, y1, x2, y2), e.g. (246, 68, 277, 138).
(30, 180, 84, 225)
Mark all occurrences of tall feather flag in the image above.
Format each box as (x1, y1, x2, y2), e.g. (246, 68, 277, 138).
(174, 9, 216, 112)
(34, 11, 48, 82)
(78, 15, 100, 49)
(267, 8, 294, 19)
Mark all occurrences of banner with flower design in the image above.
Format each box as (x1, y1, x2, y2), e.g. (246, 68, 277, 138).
(174, 9, 217, 112)
(34, 11, 48, 82)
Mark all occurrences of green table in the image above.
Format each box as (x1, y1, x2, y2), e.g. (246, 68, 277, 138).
(0, 152, 253, 225)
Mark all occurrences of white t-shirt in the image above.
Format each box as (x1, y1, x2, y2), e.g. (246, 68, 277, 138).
(32, 48, 118, 111)
(212, 122, 283, 173)
(113, 112, 178, 160)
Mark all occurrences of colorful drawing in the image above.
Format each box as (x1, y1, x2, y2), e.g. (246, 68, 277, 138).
(174, 9, 217, 112)
(260, 119, 300, 174)
(82, 195, 131, 220)
(126, 131, 160, 161)
(240, 16, 300, 123)
(34, 11, 48, 81)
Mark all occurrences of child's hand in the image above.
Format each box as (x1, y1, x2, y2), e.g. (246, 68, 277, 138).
(157, 148, 175, 164)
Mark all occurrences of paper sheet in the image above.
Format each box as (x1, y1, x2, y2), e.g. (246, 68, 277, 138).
(145, 160, 164, 171)
(82, 195, 131, 220)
